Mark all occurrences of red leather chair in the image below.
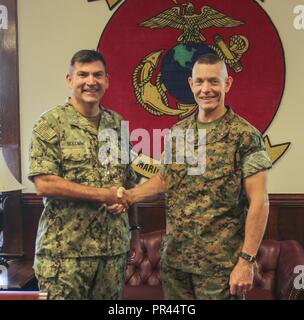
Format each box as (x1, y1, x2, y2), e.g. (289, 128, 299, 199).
(247, 239, 304, 300)
(123, 230, 304, 300)
(123, 230, 164, 300)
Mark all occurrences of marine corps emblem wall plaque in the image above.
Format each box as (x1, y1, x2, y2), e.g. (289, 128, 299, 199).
(97, 0, 289, 178)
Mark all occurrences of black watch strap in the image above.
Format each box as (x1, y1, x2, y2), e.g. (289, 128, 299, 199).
(129, 225, 141, 232)
(239, 252, 256, 263)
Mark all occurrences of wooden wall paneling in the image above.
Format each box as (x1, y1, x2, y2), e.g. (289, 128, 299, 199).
(266, 194, 304, 245)
(21, 194, 43, 260)
(264, 205, 278, 240)
(275, 207, 304, 244)
(21, 194, 304, 261)
(2, 191, 23, 257)
(133, 200, 166, 233)
(0, 0, 22, 256)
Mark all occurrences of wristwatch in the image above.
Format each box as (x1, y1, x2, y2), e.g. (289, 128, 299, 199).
(239, 251, 256, 263)
(129, 225, 141, 232)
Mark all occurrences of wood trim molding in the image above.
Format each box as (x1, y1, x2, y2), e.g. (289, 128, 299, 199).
(21, 192, 304, 254)
(21, 193, 304, 207)
(269, 194, 304, 206)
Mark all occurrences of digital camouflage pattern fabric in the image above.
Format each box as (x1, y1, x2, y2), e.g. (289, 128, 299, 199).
(160, 106, 272, 275)
(162, 263, 241, 300)
(29, 101, 137, 259)
(35, 253, 127, 300)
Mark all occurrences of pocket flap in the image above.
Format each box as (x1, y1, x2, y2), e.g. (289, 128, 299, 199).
(203, 163, 234, 181)
(61, 147, 91, 161)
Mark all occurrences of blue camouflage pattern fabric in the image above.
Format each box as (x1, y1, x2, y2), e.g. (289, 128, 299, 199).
(160, 106, 272, 276)
(28, 101, 137, 259)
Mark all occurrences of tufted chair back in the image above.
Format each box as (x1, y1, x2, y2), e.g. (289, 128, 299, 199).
(125, 230, 163, 286)
(123, 230, 304, 300)
(123, 230, 164, 299)
(248, 239, 304, 300)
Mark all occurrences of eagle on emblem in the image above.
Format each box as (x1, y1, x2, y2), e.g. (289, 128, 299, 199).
(140, 3, 244, 43)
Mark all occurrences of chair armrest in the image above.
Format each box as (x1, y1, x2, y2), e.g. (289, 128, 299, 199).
(277, 240, 304, 300)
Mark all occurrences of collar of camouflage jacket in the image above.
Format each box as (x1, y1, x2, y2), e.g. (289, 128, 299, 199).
(64, 100, 120, 136)
(182, 105, 235, 145)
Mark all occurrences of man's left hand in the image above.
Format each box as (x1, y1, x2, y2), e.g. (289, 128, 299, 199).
(229, 258, 254, 297)
(106, 203, 127, 215)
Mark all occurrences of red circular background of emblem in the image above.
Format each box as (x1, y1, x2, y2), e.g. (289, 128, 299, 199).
(98, 0, 285, 157)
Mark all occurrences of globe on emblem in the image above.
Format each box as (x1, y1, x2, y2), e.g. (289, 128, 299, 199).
(161, 42, 215, 104)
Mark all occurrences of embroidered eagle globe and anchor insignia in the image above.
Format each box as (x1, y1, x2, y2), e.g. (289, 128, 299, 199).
(96, 0, 290, 179)
(133, 3, 249, 119)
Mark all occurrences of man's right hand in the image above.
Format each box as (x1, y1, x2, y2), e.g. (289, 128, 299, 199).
(105, 187, 131, 215)
(106, 173, 165, 214)
(104, 186, 127, 203)
(117, 187, 133, 204)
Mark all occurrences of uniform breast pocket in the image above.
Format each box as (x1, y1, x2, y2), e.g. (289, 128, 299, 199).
(165, 162, 188, 190)
(203, 162, 234, 181)
(61, 147, 92, 180)
(202, 161, 241, 207)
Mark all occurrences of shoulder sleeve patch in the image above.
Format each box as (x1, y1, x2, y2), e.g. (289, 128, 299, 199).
(34, 119, 57, 141)
(242, 150, 272, 178)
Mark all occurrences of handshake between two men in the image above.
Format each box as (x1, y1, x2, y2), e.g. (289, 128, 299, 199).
(105, 186, 131, 215)
(105, 173, 166, 215)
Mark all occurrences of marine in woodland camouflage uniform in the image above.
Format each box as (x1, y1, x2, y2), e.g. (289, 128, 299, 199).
(160, 106, 272, 299)
(122, 53, 272, 300)
(28, 50, 137, 300)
